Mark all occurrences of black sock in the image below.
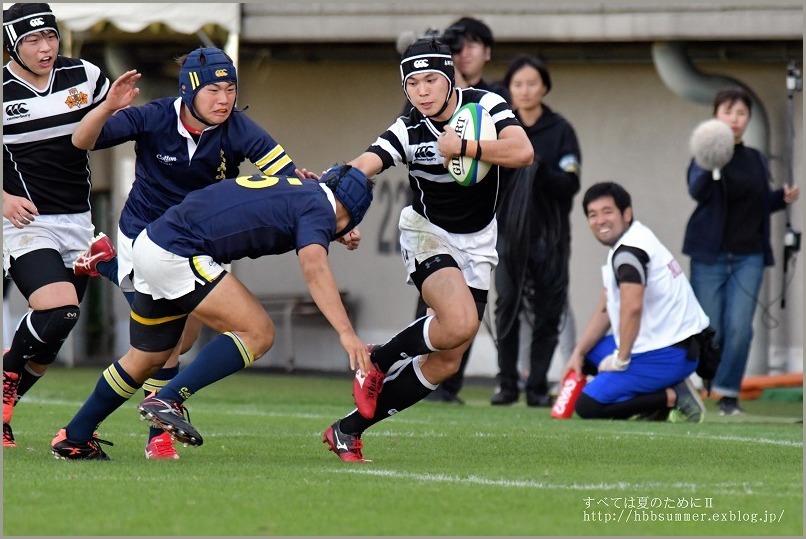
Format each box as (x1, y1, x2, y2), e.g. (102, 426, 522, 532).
(143, 364, 180, 441)
(373, 316, 437, 373)
(14, 363, 44, 403)
(340, 357, 437, 435)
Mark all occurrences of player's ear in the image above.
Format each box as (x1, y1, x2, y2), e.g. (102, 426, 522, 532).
(623, 207, 633, 225)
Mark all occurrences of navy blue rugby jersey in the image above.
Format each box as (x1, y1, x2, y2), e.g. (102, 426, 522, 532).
(94, 97, 297, 238)
(368, 88, 520, 234)
(3, 57, 110, 214)
(146, 175, 335, 263)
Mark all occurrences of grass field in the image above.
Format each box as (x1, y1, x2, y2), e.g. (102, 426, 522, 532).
(2, 365, 802, 536)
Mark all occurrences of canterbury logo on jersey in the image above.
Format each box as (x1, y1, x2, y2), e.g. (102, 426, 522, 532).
(413, 145, 437, 161)
(214, 69, 228, 77)
(413, 59, 429, 68)
(29, 17, 45, 27)
(5, 103, 29, 117)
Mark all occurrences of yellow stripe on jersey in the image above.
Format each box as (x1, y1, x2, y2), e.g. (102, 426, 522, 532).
(103, 365, 138, 398)
(130, 310, 187, 326)
(255, 145, 287, 171)
(224, 331, 256, 367)
(255, 145, 284, 168)
(263, 155, 293, 176)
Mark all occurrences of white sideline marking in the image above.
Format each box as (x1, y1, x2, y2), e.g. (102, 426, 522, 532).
(572, 427, 803, 448)
(328, 469, 799, 496)
(23, 396, 802, 447)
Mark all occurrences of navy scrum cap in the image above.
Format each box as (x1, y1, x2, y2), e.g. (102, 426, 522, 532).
(320, 165, 375, 239)
(3, 3, 60, 73)
(400, 38, 454, 115)
(179, 47, 238, 121)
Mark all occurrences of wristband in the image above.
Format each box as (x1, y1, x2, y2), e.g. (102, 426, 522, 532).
(475, 141, 482, 160)
(460, 138, 467, 157)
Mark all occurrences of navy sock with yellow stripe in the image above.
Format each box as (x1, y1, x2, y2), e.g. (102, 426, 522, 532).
(143, 364, 180, 440)
(156, 332, 254, 404)
(65, 361, 141, 442)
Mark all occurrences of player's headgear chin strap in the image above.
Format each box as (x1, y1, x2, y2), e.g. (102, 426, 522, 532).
(179, 47, 238, 127)
(399, 38, 455, 118)
(3, 3, 60, 75)
(320, 165, 375, 239)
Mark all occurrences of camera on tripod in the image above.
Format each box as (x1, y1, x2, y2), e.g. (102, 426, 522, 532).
(396, 24, 466, 55)
(439, 22, 467, 53)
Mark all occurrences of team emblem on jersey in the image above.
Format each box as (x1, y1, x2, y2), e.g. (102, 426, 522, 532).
(5, 102, 30, 118)
(65, 88, 88, 109)
(215, 149, 227, 180)
(413, 144, 438, 162)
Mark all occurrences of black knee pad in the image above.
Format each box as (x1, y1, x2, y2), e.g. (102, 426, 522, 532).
(30, 305, 81, 344)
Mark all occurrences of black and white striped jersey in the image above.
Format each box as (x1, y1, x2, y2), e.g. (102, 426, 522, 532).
(368, 87, 520, 234)
(3, 57, 110, 214)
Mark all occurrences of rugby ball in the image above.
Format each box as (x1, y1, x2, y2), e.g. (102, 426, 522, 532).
(447, 103, 497, 186)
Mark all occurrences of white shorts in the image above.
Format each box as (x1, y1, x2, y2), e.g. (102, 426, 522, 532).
(116, 225, 136, 293)
(121, 225, 231, 294)
(132, 230, 225, 300)
(398, 205, 498, 291)
(3, 212, 94, 276)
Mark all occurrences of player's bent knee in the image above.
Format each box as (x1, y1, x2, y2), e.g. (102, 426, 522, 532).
(244, 322, 275, 359)
(574, 393, 606, 419)
(436, 315, 479, 349)
(32, 305, 81, 343)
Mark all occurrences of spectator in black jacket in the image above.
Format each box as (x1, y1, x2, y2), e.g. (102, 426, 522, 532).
(491, 55, 581, 407)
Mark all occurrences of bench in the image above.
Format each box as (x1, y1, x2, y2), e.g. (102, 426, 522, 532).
(256, 291, 354, 371)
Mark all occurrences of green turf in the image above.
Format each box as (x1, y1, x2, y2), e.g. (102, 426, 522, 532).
(2, 366, 803, 536)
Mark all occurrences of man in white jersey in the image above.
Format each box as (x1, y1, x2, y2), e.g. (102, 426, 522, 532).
(561, 182, 709, 422)
(322, 37, 533, 462)
(2, 3, 111, 448)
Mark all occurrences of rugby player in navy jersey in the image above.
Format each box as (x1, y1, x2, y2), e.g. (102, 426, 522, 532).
(3, 3, 111, 448)
(51, 165, 374, 459)
(69, 47, 298, 459)
(321, 38, 533, 462)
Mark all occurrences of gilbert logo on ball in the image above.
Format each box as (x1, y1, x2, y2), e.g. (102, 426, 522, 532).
(448, 103, 497, 186)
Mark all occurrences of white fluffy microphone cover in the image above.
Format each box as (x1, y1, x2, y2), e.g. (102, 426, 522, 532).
(689, 119, 735, 179)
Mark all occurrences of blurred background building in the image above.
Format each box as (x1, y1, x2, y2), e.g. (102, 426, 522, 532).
(4, 1, 802, 382)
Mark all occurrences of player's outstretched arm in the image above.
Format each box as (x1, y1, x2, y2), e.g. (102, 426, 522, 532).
(72, 70, 141, 150)
(347, 152, 384, 179)
(297, 244, 369, 373)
